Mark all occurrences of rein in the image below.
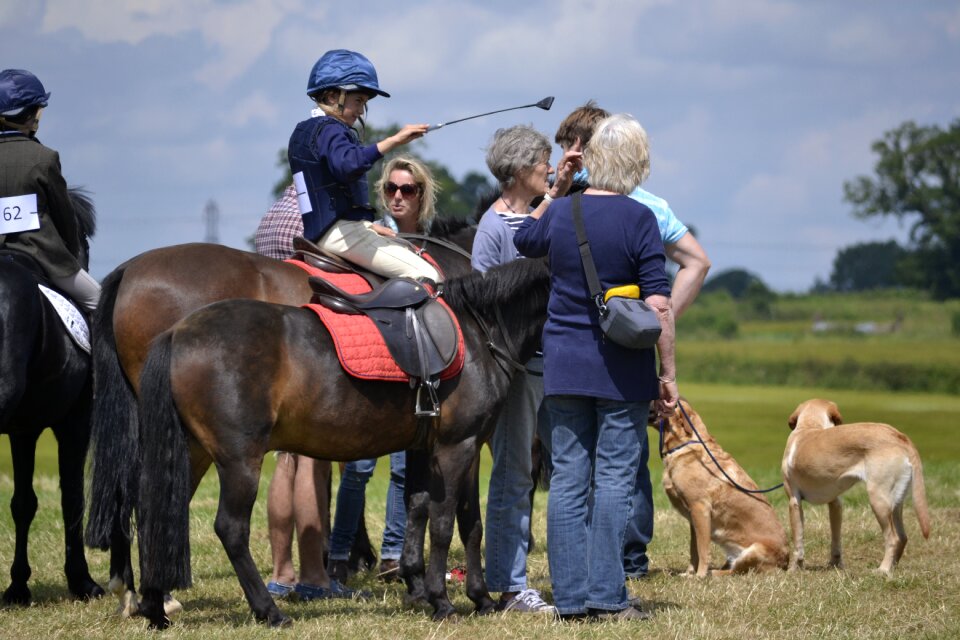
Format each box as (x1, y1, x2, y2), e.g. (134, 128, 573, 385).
(399, 232, 473, 262)
(659, 401, 784, 495)
(400, 231, 526, 375)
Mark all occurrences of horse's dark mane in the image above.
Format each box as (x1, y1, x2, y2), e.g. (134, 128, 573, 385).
(429, 214, 475, 240)
(442, 258, 549, 319)
(68, 186, 97, 239)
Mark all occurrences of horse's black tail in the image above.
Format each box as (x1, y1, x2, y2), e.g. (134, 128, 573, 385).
(85, 264, 140, 550)
(136, 331, 192, 591)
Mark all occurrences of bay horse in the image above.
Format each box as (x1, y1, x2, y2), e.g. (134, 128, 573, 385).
(0, 188, 104, 604)
(133, 257, 549, 628)
(83, 219, 477, 613)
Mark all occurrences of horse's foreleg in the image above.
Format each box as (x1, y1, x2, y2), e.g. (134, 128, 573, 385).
(3, 432, 39, 605)
(53, 414, 105, 601)
(457, 452, 494, 615)
(424, 440, 476, 620)
(400, 448, 430, 607)
(213, 459, 290, 628)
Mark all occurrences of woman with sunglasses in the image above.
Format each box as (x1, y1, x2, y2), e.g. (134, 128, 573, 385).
(326, 154, 437, 586)
(288, 49, 440, 282)
(375, 155, 438, 234)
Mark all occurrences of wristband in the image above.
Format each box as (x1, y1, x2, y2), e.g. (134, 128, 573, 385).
(542, 193, 554, 204)
(658, 376, 675, 384)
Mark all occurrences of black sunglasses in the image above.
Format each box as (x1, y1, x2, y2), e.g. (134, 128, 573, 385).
(384, 182, 420, 197)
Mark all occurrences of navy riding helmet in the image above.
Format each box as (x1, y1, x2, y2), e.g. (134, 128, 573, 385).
(0, 69, 51, 116)
(306, 50, 390, 98)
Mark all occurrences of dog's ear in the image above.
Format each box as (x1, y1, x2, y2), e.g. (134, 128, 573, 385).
(829, 402, 843, 426)
(788, 407, 800, 430)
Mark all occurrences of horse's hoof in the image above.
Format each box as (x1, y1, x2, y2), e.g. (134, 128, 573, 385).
(433, 607, 460, 624)
(2, 584, 31, 606)
(116, 590, 140, 618)
(403, 591, 431, 612)
(163, 594, 183, 618)
(70, 577, 106, 600)
(147, 616, 172, 630)
(268, 612, 293, 628)
(474, 600, 497, 616)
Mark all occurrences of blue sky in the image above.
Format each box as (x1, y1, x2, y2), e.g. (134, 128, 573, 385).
(3, 0, 959, 291)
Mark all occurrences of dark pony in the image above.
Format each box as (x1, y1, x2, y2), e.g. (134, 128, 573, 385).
(84, 222, 476, 614)
(0, 188, 104, 604)
(132, 257, 550, 628)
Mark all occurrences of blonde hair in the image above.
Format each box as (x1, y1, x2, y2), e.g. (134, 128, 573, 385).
(584, 114, 650, 195)
(375, 155, 439, 231)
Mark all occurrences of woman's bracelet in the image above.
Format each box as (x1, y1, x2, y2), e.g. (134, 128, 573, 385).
(658, 376, 675, 384)
(542, 192, 554, 204)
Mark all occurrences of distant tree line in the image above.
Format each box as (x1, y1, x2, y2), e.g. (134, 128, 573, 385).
(817, 118, 960, 299)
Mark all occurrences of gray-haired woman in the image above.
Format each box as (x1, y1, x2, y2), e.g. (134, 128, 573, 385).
(473, 124, 581, 614)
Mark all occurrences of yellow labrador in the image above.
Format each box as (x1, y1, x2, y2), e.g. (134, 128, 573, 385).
(782, 399, 931, 575)
(657, 399, 788, 576)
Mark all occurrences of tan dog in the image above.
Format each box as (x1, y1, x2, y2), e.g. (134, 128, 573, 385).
(657, 399, 788, 576)
(782, 399, 931, 575)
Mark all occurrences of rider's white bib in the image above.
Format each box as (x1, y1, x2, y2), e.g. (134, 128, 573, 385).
(0, 194, 40, 234)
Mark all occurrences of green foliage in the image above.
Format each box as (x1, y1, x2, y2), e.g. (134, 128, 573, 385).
(828, 240, 908, 292)
(701, 268, 770, 299)
(843, 118, 960, 299)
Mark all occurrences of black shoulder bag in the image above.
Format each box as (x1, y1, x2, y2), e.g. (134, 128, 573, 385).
(571, 192, 662, 350)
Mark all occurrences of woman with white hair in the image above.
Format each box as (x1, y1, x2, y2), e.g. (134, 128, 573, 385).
(514, 113, 678, 621)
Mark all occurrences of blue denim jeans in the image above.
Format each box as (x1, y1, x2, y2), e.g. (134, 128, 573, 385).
(623, 434, 653, 576)
(484, 362, 543, 593)
(329, 451, 407, 560)
(543, 395, 648, 615)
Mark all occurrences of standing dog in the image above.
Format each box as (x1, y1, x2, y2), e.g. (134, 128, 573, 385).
(658, 399, 788, 576)
(782, 399, 930, 575)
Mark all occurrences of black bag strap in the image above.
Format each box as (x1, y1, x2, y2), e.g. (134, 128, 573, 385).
(571, 192, 604, 305)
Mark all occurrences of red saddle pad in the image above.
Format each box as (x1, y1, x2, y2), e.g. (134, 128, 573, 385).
(286, 259, 464, 382)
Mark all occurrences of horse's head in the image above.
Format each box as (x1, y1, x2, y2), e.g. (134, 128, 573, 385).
(67, 187, 97, 270)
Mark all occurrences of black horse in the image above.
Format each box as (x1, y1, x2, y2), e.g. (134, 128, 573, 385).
(0, 188, 104, 605)
(131, 257, 549, 628)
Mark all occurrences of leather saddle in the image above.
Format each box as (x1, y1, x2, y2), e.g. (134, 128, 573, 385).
(300, 238, 458, 418)
(292, 236, 384, 287)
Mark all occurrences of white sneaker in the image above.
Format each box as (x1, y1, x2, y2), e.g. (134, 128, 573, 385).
(501, 588, 558, 615)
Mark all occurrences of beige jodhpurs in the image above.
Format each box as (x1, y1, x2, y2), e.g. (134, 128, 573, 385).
(317, 219, 441, 282)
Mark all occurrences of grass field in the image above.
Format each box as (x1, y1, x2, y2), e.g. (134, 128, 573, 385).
(1, 382, 958, 639)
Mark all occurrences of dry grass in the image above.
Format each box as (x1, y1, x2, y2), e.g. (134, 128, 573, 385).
(2, 382, 958, 638)
(1, 462, 957, 639)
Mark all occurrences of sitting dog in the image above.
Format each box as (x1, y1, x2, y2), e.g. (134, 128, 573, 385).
(782, 399, 931, 575)
(657, 399, 788, 576)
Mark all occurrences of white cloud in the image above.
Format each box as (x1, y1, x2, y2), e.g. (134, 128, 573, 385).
(42, 0, 307, 88)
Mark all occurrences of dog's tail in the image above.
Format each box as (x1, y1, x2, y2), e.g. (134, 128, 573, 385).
(907, 439, 931, 539)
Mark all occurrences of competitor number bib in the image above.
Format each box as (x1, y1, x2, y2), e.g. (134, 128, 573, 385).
(0, 194, 40, 234)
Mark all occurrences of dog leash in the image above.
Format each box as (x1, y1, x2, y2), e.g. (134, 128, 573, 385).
(659, 402, 784, 495)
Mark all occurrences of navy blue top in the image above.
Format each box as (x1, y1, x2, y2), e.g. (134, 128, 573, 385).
(514, 194, 669, 402)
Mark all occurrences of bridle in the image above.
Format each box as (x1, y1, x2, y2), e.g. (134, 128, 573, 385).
(659, 401, 783, 495)
(399, 232, 526, 375)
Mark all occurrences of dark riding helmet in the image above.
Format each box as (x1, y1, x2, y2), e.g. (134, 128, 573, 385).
(0, 69, 51, 117)
(306, 49, 390, 99)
